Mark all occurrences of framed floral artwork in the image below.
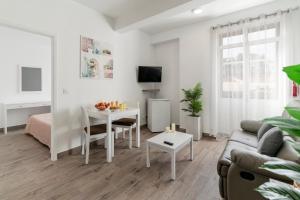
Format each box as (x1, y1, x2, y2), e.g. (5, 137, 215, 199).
(80, 36, 113, 79)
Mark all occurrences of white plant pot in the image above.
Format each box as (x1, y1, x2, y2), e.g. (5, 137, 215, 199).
(185, 116, 202, 141)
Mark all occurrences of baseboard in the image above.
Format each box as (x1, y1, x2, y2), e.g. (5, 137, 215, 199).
(179, 127, 216, 139)
(0, 124, 26, 133)
(203, 132, 217, 139)
(57, 143, 85, 158)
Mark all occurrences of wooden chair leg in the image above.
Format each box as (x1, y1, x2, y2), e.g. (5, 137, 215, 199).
(85, 136, 90, 164)
(129, 127, 132, 149)
(122, 128, 126, 139)
(81, 134, 85, 155)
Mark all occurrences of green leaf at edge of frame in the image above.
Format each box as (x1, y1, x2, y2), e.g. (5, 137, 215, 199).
(260, 160, 300, 183)
(263, 117, 300, 137)
(285, 107, 300, 121)
(283, 64, 300, 85)
(256, 181, 300, 200)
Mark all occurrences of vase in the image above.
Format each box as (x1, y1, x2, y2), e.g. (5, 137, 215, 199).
(185, 116, 202, 141)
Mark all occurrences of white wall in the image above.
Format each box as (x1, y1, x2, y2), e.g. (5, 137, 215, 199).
(0, 26, 52, 127)
(0, 0, 155, 156)
(153, 39, 180, 124)
(151, 0, 300, 134)
(2, 0, 298, 157)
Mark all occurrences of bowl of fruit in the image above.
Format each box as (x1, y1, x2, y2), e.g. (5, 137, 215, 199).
(95, 101, 110, 111)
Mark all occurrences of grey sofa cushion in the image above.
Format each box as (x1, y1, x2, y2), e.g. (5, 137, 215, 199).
(257, 127, 283, 156)
(240, 120, 262, 134)
(230, 130, 258, 148)
(257, 123, 274, 141)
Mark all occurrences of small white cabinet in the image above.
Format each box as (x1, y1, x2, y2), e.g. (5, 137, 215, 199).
(147, 99, 170, 132)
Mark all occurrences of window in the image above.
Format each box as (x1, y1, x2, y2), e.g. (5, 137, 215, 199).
(219, 23, 280, 99)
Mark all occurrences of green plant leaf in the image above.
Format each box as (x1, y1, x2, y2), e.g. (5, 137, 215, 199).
(283, 64, 300, 85)
(182, 108, 192, 113)
(263, 117, 300, 137)
(181, 82, 203, 116)
(257, 181, 300, 200)
(260, 161, 300, 182)
(285, 107, 300, 121)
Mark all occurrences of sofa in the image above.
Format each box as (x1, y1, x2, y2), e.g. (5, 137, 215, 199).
(217, 120, 299, 200)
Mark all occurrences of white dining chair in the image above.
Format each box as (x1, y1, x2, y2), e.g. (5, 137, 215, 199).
(112, 102, 139, 149)
(81, 106, 110, 164)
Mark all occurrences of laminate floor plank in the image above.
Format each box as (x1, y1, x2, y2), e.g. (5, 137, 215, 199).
(0, 128, 226, 200)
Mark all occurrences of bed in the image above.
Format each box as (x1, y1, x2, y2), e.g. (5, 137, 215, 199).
(25, 113, 51, 148)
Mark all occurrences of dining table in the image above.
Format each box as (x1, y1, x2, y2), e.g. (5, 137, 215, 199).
(87, 107, 140, 163)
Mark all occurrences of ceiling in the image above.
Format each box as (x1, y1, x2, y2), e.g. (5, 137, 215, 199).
(73, 0, 191, 19)
(72, 0, 293, 34)
(72, 0, 211, 30)
(141, 0, 275, 34)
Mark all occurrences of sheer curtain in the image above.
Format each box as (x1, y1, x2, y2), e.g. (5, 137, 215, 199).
(210, 9, 300, 137)
(281, 9, 300, 77)
(281, 9, 300, 108)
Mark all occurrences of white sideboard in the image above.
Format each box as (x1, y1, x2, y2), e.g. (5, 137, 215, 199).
(2, 101, 51, 134)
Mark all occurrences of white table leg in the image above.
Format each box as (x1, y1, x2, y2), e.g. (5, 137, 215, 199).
(190, 138, 193, 161)
(81, 134, 85, 155)
(3, 106, 7, 134)
(112, 129, 115, 157)
(106, 116, 112, 163)
(135, 111, 140, 148)
(146, 142, 150, 167)
(104, 136, 108, 149)
(171, 151, 176, 180)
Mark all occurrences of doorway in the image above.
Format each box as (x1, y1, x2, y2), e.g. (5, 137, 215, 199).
(0, 24, 57, 161)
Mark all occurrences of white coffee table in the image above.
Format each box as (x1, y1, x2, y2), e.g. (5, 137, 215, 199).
(146, 131, 193, 180)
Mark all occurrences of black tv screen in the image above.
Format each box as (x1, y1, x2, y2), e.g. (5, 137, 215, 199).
(138, 66, 162, 82)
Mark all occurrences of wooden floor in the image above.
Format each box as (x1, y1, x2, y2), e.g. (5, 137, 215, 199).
(0, 127, 226, 200)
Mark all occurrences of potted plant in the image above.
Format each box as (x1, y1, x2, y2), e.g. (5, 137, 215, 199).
(256, 64, 300, 199)
(181, 83, 203, 140)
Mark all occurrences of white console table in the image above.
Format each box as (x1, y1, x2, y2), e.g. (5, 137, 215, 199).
(2, 101, 51, 134)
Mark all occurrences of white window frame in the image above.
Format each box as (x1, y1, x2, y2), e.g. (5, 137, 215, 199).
(218, 22, 280, 99)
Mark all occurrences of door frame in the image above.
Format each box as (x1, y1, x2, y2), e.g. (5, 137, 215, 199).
(0, 20, 58, 161)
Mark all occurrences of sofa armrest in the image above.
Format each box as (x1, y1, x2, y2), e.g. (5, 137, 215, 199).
(240, 120, 262, 134)
(231, 149, 292, 183)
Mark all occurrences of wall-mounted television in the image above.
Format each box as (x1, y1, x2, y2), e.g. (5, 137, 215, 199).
(138, 66, 162, 82)
(20, 66, 42, 92)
